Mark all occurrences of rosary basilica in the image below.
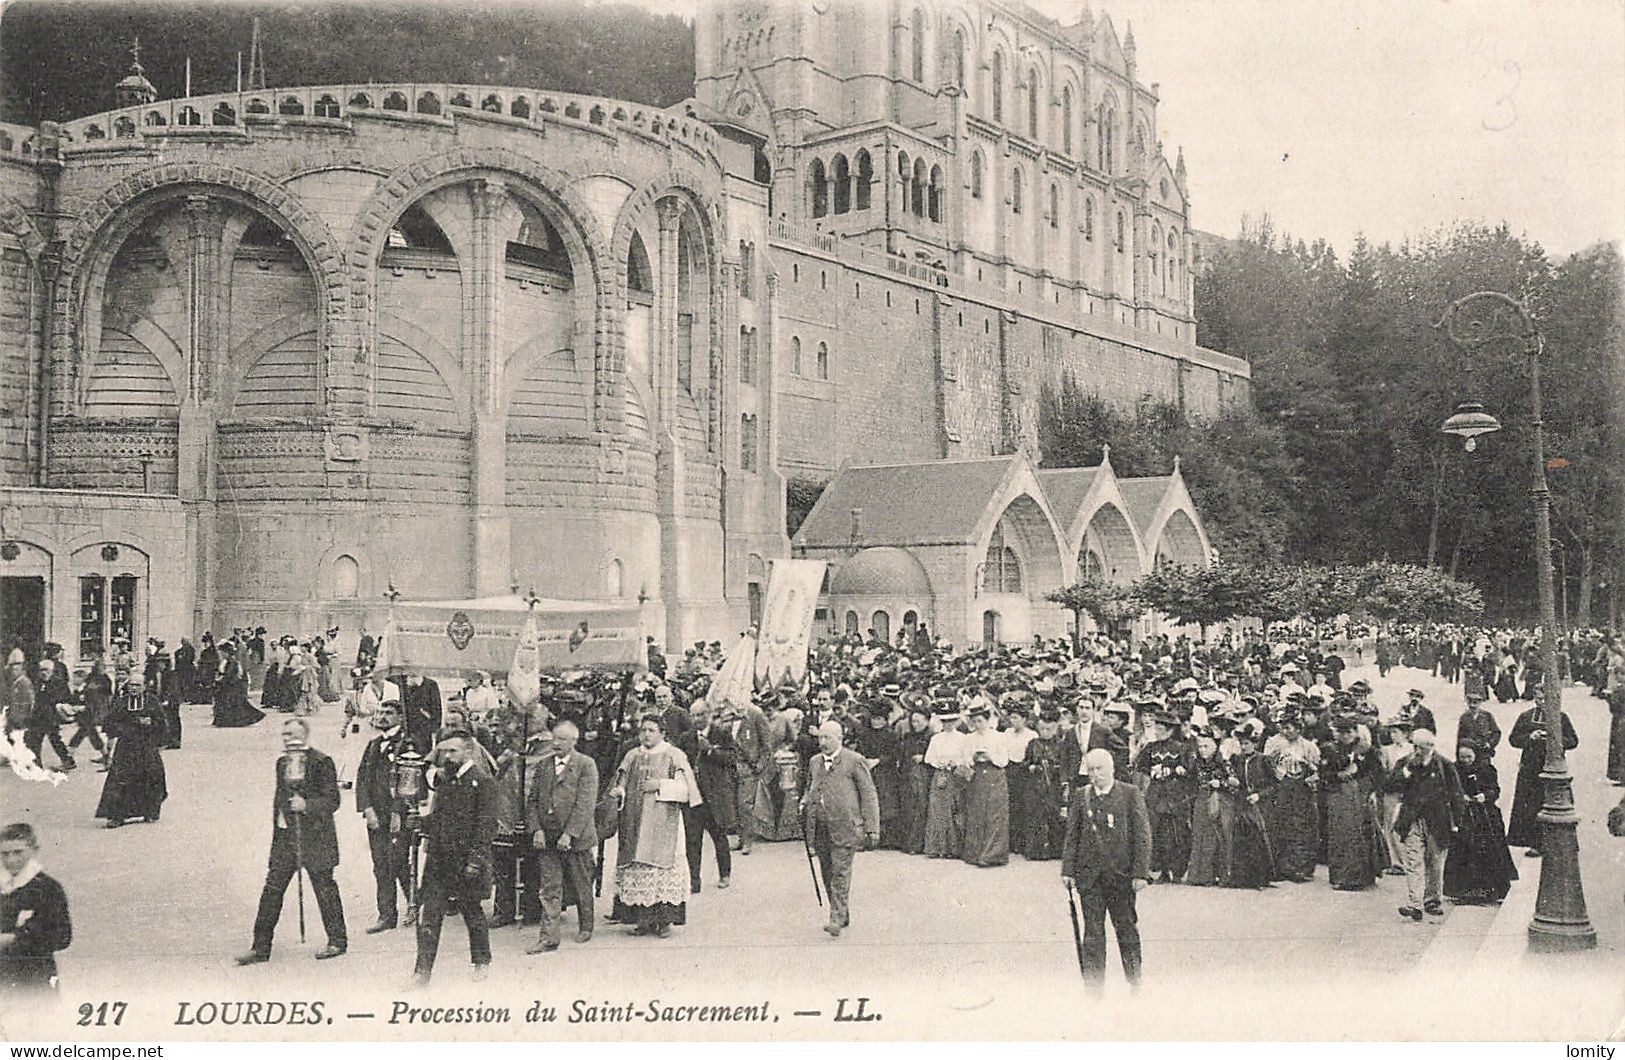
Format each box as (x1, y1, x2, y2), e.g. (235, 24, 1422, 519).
(0, 0, 1240, 664)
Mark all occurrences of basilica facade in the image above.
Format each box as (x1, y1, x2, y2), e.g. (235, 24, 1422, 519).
(0, 0, 1238, 663)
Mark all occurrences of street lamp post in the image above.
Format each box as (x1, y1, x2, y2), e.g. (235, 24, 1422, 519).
(1437, 290, 1596, 952)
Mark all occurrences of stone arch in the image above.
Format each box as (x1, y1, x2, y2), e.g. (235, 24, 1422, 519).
(221, 308, 318, 414)
(608, 172, 725, 443)
(1151, 506, 1209, 569)
(82, 314, 184, 418)
(976, 491, 1067, 601)
(1074, 499, 1145, 585)
(311, 542, 376, 602)
(0, 191, 47, 264)
(375, 311, 471, 423)
(502, 343, 591, 438)
(348, 146, 612, 426)
(50, 162, 349, 417)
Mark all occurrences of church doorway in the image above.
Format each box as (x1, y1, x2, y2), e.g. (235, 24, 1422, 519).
(982, 609, 1000, 646)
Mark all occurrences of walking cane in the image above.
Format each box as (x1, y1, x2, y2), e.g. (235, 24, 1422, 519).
(284, 751, 308, 944)
(800, 805, 824, 908)
(1064, 880, 1088, 978)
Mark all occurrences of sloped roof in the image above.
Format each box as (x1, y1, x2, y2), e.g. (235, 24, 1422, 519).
(1035, 466, 1102, 531)
(794, 457, 1015, 549)
(1115, 475, 1171, 539)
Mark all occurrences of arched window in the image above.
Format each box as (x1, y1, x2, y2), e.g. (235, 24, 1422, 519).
(984, 526, 1023, 594)
(897, 151, 911, 214)
(855, 150, 873, 210)
(816, 341, 830, 380)
(246, 97, 270, 115)
(910, 7, 925, 83)
(1115, 210, 1126, 252)
(739, 326, 756, 384)
(953, 31, 967, 93)
(1084, 196, 1095, 240)
(790, 336, 803, 375)
(1026, 69, 1040, 139)
(417, 91, 441, 115)
(1151, 224, 1162, 276)
(178, 106, 201, 126)
(1167, 231, 1180, 295)
(740, 413, 759, 471)
(144, 110, 167, 127)
(809, 158, 829, 218)
(279, 96, 304, 116)
(911, 158, 927, 216)
(481, 93, 502, 113)
(1011, 167, 1023, 215)
(1062, 86, 1074, 155)
(991, 51, 1004, 123)
(626, 234, 652, 295)
(928, 165, 944, 222)
(608, 558, 625, 598)
(1049, 182, 1059, 228)
(845, 610, 860, 637)
(333, 555, 361, 598)
(348, 92, 372, 109)
(383, 90, 408, 111)
(832, 154, 851, 214)
(84, 123, 105, 140)
(511, 96, 531, 119)
(114, 116, 136, 138)
(871, 610, 891, 644)
(212, 102, 236, 126)
(970, 151, 983, 199)
(314, 94, 340, 118)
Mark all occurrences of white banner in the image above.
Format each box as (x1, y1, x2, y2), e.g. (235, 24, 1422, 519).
(753, 558, 826, 689)
(505, 610, 542, 708)
(708, 631, 758, 715)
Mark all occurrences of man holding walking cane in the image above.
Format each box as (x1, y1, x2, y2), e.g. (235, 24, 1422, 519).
(799, 720, 878, 938)
(1061, 748, 1150, 994)
(237, 717, 348, 965)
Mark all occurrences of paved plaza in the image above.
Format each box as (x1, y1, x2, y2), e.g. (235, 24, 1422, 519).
(3, 661, 1623, 1041)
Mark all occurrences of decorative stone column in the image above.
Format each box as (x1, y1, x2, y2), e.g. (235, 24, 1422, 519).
(467, 178, 511, 596)
(652, 199, 689, 648)
(178, 194, 224, 503)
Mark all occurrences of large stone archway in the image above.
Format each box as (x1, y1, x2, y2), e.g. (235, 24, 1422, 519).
(347, 146, 616, 426)
(50, 162, 350, 418)
(1153, 507, 1208, 568)
(1076, 499, 1144, 584)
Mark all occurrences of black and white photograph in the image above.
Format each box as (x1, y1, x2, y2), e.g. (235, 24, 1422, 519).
(0, 0, 1621, 1045)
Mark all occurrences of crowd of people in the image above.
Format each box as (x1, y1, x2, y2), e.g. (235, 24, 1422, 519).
(3, 615, 1624, 994)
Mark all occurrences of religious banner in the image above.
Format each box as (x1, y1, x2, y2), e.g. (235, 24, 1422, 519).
(709, 631, 758, 716)
(753, 558, 826, 688)
(505, 609, 542, 707)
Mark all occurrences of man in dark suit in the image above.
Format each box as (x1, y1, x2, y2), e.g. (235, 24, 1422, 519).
(237, 717, 348, 964)
(674, 699, 736, 892)
(402, 672, 443, 749)
(525, 718, 599, 953)
(413, 735, 496, 985)
(355, 700, 417, 933)
(1061, 747, 1151, 992)
(800, 719, 879, 938)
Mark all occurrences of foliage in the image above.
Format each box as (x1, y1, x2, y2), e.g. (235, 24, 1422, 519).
(0, 1, 697, 124)
(1046, 579, 1146, 629)
(784, 476, 826, 539)
(1130, 564, 1253, 634)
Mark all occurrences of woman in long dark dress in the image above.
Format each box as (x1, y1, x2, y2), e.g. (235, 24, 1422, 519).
(190, 634, 219, 704)
(211, 643, 265, 728)
(1226, 726, 1276, 888)
(1020, 711, 1067, 860)
(1321, 717, 1380, 891)
(1186, 734, 1233, 886)
(1444, 741, 1517, 903)
(897, 709, 933, 854)
(94, 676, 167, 827)
(1505, 703, 1579, 853)
(854, 704, 904, 849)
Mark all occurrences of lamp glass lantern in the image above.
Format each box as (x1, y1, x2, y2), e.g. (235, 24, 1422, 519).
(1441, 400, 1503, 452)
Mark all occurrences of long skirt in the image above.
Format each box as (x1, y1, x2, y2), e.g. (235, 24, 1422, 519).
(959, 762, 1009, 867)
(1325, 780, 1379, 889)
(1227, 800, 1275, 888)
(94, 735, 167, 822)
(1505, 764, 1545, 848)
(1271, 778, 1320, 879)
(612, 816, 691, 928)
(923, 769, 965, 858)
(1149, 803, 1193, 879)
(1187, 791, 1233, 886)
(1607, 700, 1625, 783)
(212, 690, 264, 728)
(873, 764, 905, 850)
(1444, 801, 1517, 902)
(1022, 780, 1066, 861)
(899, 761, 930, 855)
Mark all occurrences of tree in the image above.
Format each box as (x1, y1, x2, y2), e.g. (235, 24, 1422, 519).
(1351, 561, 1484, 627)
(1047, 580, 1145, 653)
(1131, 564, 1249, 639)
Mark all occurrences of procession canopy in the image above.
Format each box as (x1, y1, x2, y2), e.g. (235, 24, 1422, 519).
(380, 594, 644, 677)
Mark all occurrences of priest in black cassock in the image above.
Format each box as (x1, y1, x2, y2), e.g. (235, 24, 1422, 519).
(1, 822, 73, 993)
(94, 672, 168, 828)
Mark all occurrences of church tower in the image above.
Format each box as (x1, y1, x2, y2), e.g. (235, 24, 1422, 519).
(114, 38, 158, 108)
